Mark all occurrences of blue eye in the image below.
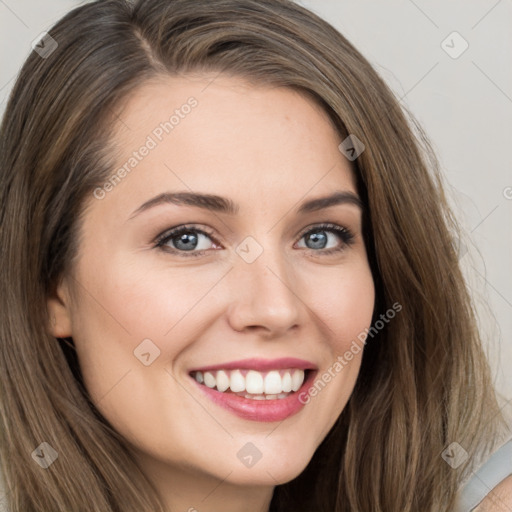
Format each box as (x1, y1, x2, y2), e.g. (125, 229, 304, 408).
(155, 225, 218, 257)
(155, 222, 355, 258)
(296, 223, 355, 254)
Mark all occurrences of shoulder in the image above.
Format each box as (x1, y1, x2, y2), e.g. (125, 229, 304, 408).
(456, 438, 512, 512)
(473, 474, 512, 511)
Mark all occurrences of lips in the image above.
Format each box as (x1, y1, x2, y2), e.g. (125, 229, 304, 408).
(189, 357, 317, 373)
(188, 358, 318, 422)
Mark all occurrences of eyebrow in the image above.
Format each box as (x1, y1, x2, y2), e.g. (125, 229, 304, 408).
(129, 190, 363, 220)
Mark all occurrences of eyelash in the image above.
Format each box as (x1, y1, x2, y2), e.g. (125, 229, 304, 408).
(154, 222, 355, 258)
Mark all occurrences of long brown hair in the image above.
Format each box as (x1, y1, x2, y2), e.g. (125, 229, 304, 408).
(0, 1, 508, 510)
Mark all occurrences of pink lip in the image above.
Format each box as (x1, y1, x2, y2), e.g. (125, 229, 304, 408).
(189, 367, 318, 423)
(189, 357, 317, 373)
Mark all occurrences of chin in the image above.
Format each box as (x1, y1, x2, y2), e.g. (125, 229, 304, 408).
(221, 447, 315, 487)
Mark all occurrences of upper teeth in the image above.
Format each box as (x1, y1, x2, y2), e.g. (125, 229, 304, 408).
(193, 369, 305, 394)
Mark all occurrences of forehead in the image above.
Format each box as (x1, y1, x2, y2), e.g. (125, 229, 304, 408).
(95, 74, 358, 216)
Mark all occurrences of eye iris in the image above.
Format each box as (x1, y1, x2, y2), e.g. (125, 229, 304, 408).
(174, 231, 198, 251)
(307, 231, 327, 249)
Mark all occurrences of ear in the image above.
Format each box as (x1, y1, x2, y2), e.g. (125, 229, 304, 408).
(46, 278, 73, 338)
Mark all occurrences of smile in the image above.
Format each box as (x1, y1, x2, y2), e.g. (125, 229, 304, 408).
(191, 368, 307, 399)
(188, 358, 317, 422)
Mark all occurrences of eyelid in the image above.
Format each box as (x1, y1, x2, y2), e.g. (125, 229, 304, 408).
(296, 221, 347, 238)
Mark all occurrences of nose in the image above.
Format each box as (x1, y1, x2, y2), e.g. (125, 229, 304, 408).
(226, 245, 303, 337)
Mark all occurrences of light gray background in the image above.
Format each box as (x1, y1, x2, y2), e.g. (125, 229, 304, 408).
(0, 0, 510, 408)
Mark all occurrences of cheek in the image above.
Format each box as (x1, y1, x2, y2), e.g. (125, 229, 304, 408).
(68, 253, 230, 404)
(307, 260, 375, 351)
(299, 260, 374, 428)
(67, 259, 197, 447)
(72, 249, 217, 346)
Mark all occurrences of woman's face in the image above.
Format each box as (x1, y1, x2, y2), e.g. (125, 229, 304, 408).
(49, 75, 375, 491)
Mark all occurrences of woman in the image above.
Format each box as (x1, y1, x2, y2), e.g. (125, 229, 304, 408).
(0, 0, 510, 510)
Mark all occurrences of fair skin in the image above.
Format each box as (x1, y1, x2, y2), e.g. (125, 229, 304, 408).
(47, 74, 377, 511)
(474, 475, 512, 511)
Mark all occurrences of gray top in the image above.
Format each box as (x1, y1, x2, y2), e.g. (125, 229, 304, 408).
(455, 438, 512, 511)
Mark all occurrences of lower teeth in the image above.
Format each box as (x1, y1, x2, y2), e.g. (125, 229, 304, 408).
(235, 391, 291, 400)
(204, 387, 292, 400)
